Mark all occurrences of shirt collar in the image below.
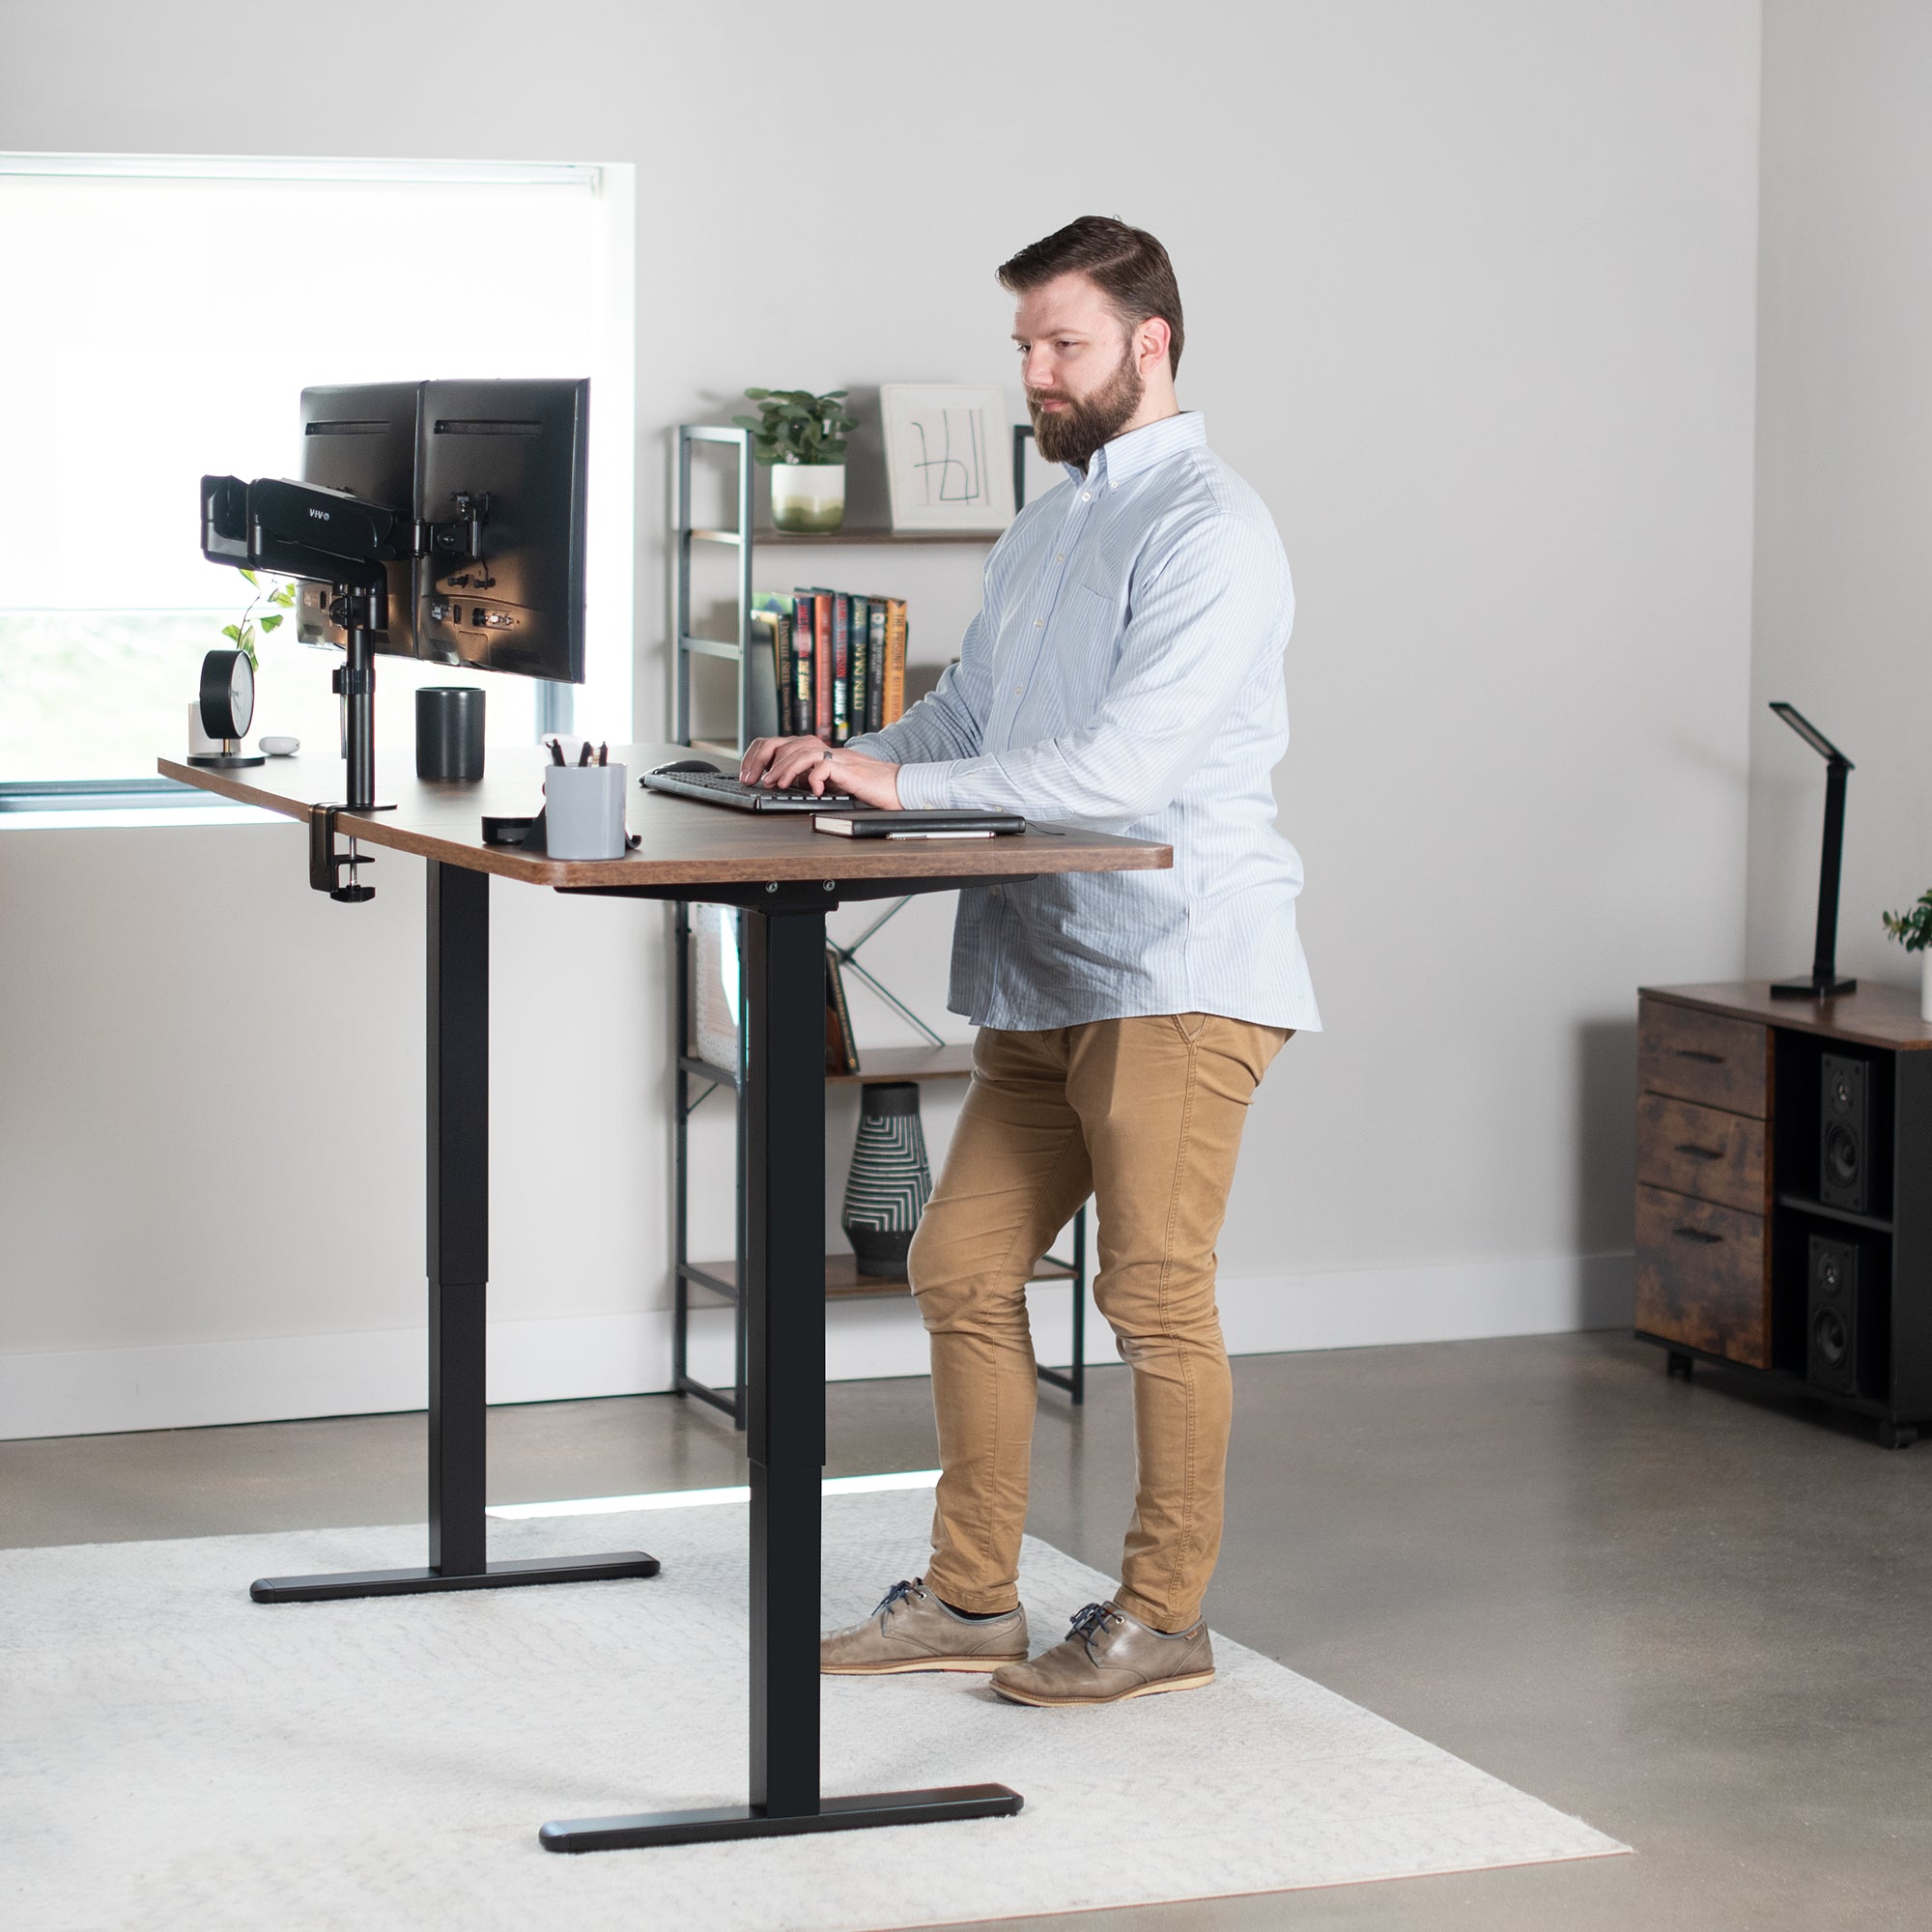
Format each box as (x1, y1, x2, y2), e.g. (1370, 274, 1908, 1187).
(1063, 411, 1206, 489)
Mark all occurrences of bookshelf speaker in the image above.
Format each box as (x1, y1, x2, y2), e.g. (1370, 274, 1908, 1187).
(1819, 1052, 1870, 1214)
(1806, 1232, 1873, 1398)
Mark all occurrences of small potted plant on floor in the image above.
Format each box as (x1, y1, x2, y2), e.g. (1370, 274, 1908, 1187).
(1881, 890, 1932, 1021)
(733, 387, 858, 533)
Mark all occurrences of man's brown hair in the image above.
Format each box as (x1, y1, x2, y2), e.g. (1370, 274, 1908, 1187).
(998, 216, 1185, 377)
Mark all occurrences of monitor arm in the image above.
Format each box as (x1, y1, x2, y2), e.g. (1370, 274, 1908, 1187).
(202, 474, 408, 897)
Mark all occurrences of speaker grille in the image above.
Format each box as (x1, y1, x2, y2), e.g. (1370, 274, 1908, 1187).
(1818, 1053, 1869, 1214)
(1806, 1232, 1865, 1397)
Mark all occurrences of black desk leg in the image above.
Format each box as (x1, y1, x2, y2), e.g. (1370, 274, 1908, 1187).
(540, 902, 1021, 1851)
(250, 861, 659, 1605)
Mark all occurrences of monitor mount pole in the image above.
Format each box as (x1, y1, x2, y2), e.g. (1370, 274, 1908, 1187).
(309, 579, 397, 905)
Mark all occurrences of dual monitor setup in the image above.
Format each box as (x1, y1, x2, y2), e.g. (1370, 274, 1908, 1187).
(199, 378, 589, 825)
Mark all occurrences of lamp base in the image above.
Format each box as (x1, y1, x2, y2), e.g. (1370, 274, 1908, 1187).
(1770, 973, 1858, 1000)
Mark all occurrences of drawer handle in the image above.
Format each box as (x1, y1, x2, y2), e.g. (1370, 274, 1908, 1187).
(1673, 1143, 1724, 1161)
(1670, 1048, 1725, 1065)
(1672, 1226, 1724, 1245)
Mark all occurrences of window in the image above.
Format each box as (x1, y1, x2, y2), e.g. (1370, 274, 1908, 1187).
(0, 156, 634, 791)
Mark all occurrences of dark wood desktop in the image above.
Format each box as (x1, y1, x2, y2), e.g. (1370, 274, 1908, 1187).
(161, 744, 1168, 1852)
(1634, 981, 1932, 1449)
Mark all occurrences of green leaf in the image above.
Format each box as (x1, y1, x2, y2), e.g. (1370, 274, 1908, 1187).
(730, 413, 766, 434)
(240, 568, 258, 585)
(261, 612, 284, 632)
(221, 624, 241, 640)
(744, 386, 772, 400)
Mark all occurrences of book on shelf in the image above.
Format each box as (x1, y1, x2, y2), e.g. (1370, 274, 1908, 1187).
(746, 600, 788, 743)
(824, 947, 861, 1074)
(865, 599, 887, 732)
(833, 591, 851, 744)
(882, 596, 907, 725)
(848, 594, 870, 740)
(789, 593, 813, 735)
(810, 589, 834, 741)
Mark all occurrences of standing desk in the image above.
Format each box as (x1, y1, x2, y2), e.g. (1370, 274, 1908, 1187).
(159, 743, 1168, 1851)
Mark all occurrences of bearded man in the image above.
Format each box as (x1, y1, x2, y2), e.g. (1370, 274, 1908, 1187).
(739, 215, 1319, 1707)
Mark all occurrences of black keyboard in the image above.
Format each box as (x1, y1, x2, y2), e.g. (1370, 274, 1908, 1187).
(640, 763, 859, 812)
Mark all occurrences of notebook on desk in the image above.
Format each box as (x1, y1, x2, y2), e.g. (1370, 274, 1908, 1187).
(814, 810, 1027, 839)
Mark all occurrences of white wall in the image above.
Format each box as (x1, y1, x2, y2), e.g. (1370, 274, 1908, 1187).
(0, 0, 1765, 1436)
(1747, 1, 1932, 987)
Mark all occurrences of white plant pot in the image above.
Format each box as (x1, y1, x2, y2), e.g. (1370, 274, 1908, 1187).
(186, 699, 221, 756)
(771, 463, 845, 534)
(1920, 948, 1932, 1023)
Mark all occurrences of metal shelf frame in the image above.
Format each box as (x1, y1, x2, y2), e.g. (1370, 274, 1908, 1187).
(668, 423, 1088, 1429)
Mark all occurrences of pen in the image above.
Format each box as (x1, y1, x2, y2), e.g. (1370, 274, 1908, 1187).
(597, 742, 608, 767)
(547, 737, 565, 767)
(577, 740, 592, 766)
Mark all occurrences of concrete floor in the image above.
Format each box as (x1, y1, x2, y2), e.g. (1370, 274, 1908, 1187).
(7, 1330, 1930, 1930)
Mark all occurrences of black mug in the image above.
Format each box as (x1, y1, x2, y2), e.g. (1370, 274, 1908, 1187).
(416, 687, 486, 781)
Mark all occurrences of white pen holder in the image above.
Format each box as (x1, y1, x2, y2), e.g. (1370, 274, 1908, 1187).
(542, 763, 629, 859)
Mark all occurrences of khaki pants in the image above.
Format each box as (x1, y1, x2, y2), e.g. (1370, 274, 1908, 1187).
(908, 1014, 1290, 1633)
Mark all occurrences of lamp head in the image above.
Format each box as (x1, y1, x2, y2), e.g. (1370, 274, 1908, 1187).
(1770, 701, 1853, 769)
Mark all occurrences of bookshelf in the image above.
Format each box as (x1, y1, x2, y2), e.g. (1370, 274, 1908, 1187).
(668, 423, 1090, 1430)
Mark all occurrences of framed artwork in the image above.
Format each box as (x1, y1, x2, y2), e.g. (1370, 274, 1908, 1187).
(880, 384, 1017, 532)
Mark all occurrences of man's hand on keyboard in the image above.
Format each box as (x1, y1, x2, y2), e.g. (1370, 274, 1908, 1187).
(740, 736, 902, 810)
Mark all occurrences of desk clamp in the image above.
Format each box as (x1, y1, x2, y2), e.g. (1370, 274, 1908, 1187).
(309, 804, 383, 904)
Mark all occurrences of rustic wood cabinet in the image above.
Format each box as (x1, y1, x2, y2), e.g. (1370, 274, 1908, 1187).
(1634, 982, 1932, 1448)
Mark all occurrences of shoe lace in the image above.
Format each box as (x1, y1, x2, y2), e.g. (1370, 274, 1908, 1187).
(1067, 1601, 1120, 1644)
(873, 1577, 925, 1619)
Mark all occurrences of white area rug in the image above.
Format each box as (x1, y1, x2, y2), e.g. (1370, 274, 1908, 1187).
(1, 1492, 1624, 1930)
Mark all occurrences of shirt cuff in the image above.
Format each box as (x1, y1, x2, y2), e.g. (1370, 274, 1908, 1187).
(894, 761, 959, 810)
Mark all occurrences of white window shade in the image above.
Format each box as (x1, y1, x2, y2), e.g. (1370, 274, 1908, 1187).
(0, 158, 634, 783)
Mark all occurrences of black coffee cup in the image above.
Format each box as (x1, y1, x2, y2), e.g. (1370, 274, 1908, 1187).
(416, 687, 486, 781)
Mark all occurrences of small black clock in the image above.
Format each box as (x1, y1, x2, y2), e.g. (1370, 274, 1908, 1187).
(187, 647, 267, 769)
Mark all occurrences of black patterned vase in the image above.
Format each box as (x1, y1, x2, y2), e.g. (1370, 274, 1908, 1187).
(840, 1081, 933, 1278)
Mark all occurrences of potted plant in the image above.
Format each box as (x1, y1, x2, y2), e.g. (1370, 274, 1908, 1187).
(732, 387, 858, 533)
(225, 568, 297, 671)
(1881, 891, 1932, 1021)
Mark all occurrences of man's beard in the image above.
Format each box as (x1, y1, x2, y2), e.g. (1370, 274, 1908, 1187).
(1027, 345, 1145, 469)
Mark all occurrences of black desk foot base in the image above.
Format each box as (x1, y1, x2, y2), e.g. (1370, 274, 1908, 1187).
(249, 1550, 659, 1604)
(539, 1782, 1024, 1853)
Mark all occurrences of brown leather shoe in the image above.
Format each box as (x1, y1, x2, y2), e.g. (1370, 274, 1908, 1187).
(989, 1601, 1214, 1706)
(820, 1577, 1029, 1674)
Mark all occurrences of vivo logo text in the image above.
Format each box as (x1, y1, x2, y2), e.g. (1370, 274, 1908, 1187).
(308, 507, 330, 521)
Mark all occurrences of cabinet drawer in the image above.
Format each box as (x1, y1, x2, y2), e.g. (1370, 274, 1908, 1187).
(1634, 1184, 1769, 1368)
(1638, 999, 1770, 1118)
(1635, 1094, 1768, 1215)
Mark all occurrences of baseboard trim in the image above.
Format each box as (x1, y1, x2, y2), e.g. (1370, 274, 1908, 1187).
(0, 1252, 1633, 1440)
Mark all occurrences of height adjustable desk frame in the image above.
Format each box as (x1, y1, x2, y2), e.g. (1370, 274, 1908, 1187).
(158, 747, 1163, 1853)
(248, 850, 660, 1605)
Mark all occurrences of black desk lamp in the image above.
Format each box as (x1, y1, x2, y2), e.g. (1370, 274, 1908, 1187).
(1769, 701, 1856, 1000)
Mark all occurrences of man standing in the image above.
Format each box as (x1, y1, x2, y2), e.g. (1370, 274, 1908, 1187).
(739, 216, 1319, 1707)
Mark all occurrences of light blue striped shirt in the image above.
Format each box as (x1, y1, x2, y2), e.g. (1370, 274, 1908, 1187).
(849, 412, 1319, 1034)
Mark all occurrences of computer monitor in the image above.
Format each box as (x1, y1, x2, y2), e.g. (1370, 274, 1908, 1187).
(296, 383, 422, 656)
(416, 378, 588, 684)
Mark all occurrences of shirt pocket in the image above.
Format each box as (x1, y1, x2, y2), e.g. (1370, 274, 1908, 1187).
(1041, 580, 1125, 719)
